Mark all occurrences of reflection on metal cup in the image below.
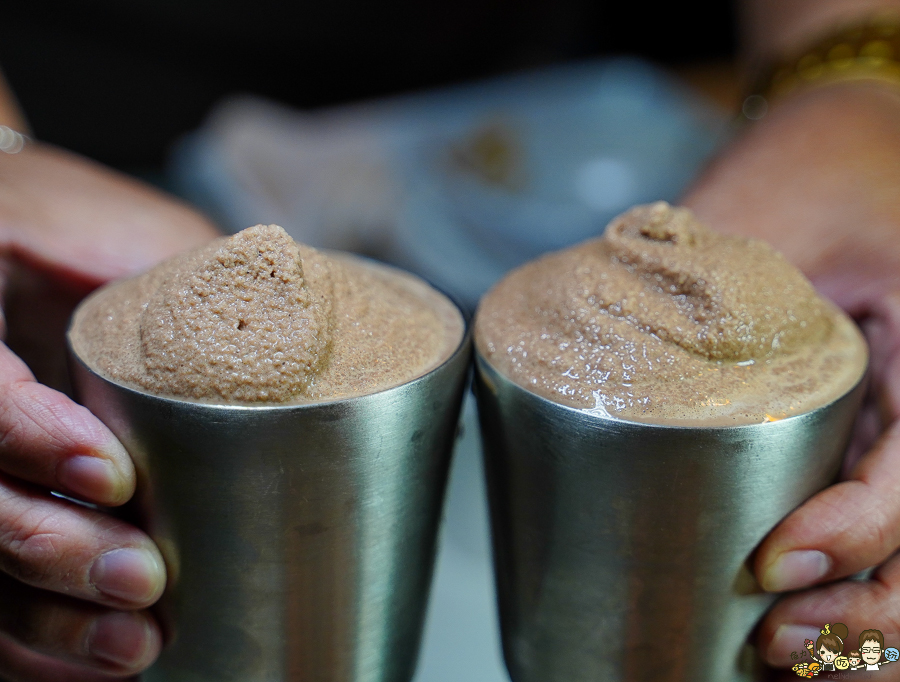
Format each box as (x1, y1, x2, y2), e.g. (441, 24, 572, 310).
(67, 330, 470, 682)
(474, 351, 865, 682)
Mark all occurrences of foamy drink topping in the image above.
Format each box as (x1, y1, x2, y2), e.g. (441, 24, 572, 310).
(70, 225, 463, 403)
(476, 202, 866, 425)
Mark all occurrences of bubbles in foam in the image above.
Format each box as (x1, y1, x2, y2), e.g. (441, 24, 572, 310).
(475, 203, 867, 426)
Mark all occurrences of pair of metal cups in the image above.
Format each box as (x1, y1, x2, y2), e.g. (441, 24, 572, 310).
(69, 308, 864, 682)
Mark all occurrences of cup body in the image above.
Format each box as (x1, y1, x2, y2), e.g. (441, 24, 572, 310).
(68, 334, 470, 682)
(474, 352, 865, 682)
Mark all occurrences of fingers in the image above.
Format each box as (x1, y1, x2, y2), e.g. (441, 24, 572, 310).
(0, 342, 134, 506)
(0, 475, 165, 609)
(0, 574, 160, 679)
(755, 420, 900, 593)
(759, 551, 900, 670)
(0, 634, 138, 682)
(0, 329, 164, 682)
(755, 296, 900, 594)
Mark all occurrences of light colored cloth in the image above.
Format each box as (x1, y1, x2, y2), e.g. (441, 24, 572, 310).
(170, 58, 728, 309)
(166, 60, 729, 682)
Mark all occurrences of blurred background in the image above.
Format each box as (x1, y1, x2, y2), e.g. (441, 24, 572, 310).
(1, 1, 741, 679)
(2, 0, 736, 168)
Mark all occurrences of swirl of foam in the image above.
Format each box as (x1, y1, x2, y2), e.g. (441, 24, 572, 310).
(600, 202, 831, 361)
(475, 202, 867, 424)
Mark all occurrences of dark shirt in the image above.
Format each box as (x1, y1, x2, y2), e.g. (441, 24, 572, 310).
(2, 0, 735, 167)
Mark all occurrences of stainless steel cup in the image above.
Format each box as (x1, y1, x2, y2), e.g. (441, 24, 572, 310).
(474, 351, 866, 682)
(67, 328, 470, 682)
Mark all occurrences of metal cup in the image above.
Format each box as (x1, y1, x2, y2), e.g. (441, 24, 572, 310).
(474, 351, 866, 682)
(67, 324, 470, 682)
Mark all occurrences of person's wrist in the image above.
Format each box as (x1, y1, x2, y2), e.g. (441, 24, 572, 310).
(755, 72, 900, 129)
(0, 70, 28, 133)
(740, 11, 900, 121)
(741, 0, 900, 67)
(683, 79, 900, 275)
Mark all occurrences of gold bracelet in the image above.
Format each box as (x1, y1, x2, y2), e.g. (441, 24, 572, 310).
(742, 12, 900, 120)
(0, 125, 28, 154)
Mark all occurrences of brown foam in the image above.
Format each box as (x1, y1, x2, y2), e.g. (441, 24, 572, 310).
(475, 203, 867, 426)
(70, 225, 464, 404)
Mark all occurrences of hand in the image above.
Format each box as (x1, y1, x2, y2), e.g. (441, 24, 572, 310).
(0, 142, 218, 680)
(684, 83, 900, 679)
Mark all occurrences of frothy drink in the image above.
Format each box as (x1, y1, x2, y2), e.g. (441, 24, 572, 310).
(476, 202, 866, 425)
(67, 225, 471, 682)
(70, 224, 463, 402)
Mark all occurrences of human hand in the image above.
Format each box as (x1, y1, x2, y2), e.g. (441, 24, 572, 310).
(683, 82, 900, 679)
(0, 141, 218, 680)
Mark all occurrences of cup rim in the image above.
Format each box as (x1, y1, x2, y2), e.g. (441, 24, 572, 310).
(66, 254, 472, 412)
(474, 348, 868, 432)
(68, 322, 471, 412)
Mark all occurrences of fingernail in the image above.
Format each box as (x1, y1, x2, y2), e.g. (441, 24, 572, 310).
(90, 548, 165, 604)
(762, 550, 831, 592)
(57, 455, 128, 504)
(766, 624, 823, 667)
(88, 612, 153, 668)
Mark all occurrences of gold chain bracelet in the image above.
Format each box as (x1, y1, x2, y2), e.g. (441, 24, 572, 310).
(742, 12, 900, 120)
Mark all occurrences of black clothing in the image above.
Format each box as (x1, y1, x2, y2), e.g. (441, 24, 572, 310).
(2, 0, 735, 167)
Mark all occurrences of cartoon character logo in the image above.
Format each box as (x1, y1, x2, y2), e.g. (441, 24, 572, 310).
(792, 661, 820, 678)
(807, 623, 849, 673)
(859, 629, 887, 671)
(791, 624, 897, 676)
